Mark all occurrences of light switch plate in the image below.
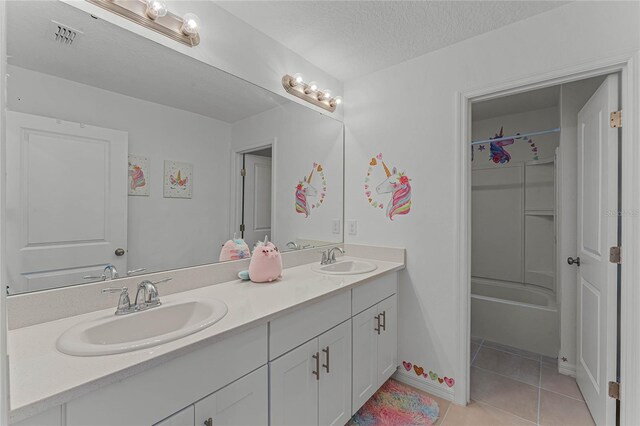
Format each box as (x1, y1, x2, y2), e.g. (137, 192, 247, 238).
(348, 220, 357, 235)
(332, 219, 341, 234)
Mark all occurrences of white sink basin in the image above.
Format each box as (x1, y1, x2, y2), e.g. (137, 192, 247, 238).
(312, 260, 377, 275)
(56, 298, 228, 356)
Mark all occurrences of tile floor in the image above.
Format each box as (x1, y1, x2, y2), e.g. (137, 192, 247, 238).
(419, 339, 595, 426)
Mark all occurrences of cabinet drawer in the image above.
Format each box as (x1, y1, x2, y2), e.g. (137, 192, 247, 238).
(66, 324, 267, 426)
(12, 406, 63, 426)
(352, 273, 397, 315)
(269, 291, 350, 360)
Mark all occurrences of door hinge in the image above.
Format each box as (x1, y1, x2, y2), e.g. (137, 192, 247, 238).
(610, 110, 622, 128)
(610, 246, 621, 264)
(239, 224, 245, 232)
(240, 168, 246, 177)
(608, 381, 620, 400)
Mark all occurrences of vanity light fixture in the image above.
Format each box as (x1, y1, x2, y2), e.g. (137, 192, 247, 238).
(86, 0, 201, 47)
(282, 73, 343, 113)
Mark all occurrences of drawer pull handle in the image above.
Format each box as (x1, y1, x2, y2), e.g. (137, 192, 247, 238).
(312, 352, 320, 380)
(374, 315, 381, 334)
(380, 310, 386, 331)
(322, 346, 330, 373)
(204, 418, 213, 426)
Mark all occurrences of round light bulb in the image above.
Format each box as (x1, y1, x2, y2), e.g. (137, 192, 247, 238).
(145, 0, 167, 19)
(322, 90, 332, 100)
(330, 96, 343, 107)
(181, 13, 201, 36)
(292, 73, 304, 86)
(308, 81, 318, 91)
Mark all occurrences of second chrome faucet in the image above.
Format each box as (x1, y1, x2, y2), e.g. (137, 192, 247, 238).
(102, 278, 172, 315)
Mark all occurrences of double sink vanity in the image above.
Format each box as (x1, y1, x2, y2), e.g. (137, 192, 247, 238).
(8, 246, 405, 426)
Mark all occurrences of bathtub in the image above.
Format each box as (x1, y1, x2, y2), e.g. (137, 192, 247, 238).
(471, 278, 559, 358)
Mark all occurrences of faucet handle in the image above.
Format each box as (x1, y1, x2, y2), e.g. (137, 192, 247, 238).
(102, 287, 127, 294)
(127, 268, 147, 276)
(150, 278, 172, 285)
(84, 274, 107, 281)
(102, 287, 131, 315)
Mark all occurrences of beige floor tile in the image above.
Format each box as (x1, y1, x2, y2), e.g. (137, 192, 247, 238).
(472, 347, 541, 386)
(470, 342, 480, 360)
(471, 336, 484, 344)
(441, 400, 535, 426)
(470, 367, 539, 422)
(539, 389, 595, 426)
(540, 365, 583, 400)
(482, 340, 541, 361)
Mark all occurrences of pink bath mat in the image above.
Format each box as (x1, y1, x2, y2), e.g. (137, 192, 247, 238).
(348, 379, 440, 426)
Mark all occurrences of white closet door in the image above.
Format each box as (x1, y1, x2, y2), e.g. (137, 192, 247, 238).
(351, 305, 378, 414)
(270, 339, 319, 426)
(318, 321, 351, 426)
(243, 154, 272, 249)
(6, 111, 128, 293)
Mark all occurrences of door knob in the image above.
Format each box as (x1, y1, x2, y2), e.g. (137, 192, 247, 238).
(115, 248, 125, 256)
(567, 256, 581, 266)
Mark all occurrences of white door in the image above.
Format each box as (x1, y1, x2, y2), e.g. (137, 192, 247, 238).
(352, 305, 378, 414)
(377, 294, 398, 385)
(318, 321, 351, 426)
(194, 366, 268, 426)
(154, 406, 194, 426)
(575, 74, 618, 426)
(270, 339, 319, 426)
(6, 112, 128, 293)
(242, 154, 272, 249)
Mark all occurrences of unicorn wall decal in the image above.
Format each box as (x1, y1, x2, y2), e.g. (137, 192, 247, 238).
(376, 160, 412, 220)
(295, 166, 318, 218)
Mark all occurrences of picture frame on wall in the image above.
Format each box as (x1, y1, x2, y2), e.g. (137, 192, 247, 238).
(164, 160, 193, 199)
(128, 154, 150, 196)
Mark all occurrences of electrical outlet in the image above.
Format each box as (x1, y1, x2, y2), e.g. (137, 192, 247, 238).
(348, 220, 357, 235)
(332, 219, 341, 234)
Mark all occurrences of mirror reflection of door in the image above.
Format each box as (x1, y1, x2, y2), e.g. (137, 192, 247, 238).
(241, 150, 273, 249)
(6, 111, 128, 293)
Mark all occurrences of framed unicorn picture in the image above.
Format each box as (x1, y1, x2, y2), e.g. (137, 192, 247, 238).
(163, 160, 193, 199)
(365, 153, 412, 221)
(128, 154, 150, 196)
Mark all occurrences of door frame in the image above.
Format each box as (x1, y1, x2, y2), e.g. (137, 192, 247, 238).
(454, 51, 640, 426)
(229, 138, 277, 246)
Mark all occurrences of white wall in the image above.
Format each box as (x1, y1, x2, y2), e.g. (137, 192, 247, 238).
(7, 65, 232, 275)
(231, 103, 343, 248)
(63, 0, 344, 121)
(557, 76, 606, 376)
(343, 1, 640, 402)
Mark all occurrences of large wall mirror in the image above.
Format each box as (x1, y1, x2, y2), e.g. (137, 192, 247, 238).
(4, 1, 344, 295)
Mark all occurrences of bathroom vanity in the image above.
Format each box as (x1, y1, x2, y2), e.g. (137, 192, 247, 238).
(9, 251, 403, 426)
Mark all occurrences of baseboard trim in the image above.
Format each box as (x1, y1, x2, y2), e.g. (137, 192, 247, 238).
(558, 363, 577, 377)
(393, 370, 454, 401)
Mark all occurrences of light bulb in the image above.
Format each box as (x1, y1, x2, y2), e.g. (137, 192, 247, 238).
(321, 89, 332, 100)
(145, 0, 167, 19)
(181, 13, 201, 36)
(290, 73, 304, 87)
(330, 96, 343, 107)
(304, 81, 318, 94)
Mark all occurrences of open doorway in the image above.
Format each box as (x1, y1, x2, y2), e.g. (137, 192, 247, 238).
(236, 146, 273, 249)
(468, 74, 620, 425)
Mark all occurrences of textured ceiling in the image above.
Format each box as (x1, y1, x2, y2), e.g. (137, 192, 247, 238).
(216, 1, 569, 81)
(7, 1, 287, 123)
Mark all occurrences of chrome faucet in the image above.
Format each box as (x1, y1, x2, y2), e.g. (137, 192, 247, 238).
(102, 277, 171, 315)
(287, 241, 312, 250)
(84, 264, 120, 281)
(320, 246, 345, 265)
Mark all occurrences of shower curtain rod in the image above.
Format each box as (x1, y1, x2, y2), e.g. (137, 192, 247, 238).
(470, 127, 561, 146)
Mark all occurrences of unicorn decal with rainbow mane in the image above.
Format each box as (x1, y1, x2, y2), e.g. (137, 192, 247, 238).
(295, 166, 318, 218)
(376, 160, 412, 221)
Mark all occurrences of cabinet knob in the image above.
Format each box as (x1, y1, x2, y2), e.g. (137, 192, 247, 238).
(204, 418, 213, 426)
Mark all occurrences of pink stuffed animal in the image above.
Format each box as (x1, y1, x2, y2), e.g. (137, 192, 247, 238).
(219, 238, 250, 262)
(247, 240, 283, 283)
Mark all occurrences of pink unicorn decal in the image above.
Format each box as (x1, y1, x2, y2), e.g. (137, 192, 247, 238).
(295, 166, 318, 218)
(489, 126, 515, 164)
(376, 161, 412, 220)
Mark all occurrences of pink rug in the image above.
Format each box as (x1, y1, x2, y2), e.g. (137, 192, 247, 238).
(348, 379, 440, 426)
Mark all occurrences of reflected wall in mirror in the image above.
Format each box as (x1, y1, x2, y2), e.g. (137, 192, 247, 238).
(5, 1, 344, 294)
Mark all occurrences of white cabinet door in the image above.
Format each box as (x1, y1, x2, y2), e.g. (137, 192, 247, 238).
(194, 366, 268, 426)
(318, 321, 351, 426)
(154, 406, 194, 426)
(377, 295, 398, 385)
(270, 339, 319, 426)
(352, 305, 378, 414)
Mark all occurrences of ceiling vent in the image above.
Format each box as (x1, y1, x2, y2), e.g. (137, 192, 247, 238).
(49, 20, 82, 46)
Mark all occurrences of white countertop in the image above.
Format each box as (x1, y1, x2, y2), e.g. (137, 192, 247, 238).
(8, 256, 404, 422)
